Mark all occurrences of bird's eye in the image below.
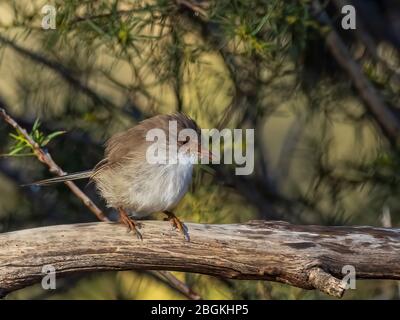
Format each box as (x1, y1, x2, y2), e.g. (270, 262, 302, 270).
(182, 137, 190, 145)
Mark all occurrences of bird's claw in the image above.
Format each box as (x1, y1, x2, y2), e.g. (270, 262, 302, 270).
(119, 209, 143, 240)
(164, 212, 190, 242)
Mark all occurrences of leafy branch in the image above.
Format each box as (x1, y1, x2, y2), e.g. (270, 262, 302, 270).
(3, 118, 65, 157)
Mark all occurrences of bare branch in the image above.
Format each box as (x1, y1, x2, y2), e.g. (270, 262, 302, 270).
(149, 271, 202, 300)
(1, 220, 400, 298)
(175, 0, 209, 19)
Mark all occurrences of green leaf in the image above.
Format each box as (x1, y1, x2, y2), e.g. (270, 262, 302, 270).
(8, 145, 27, 156)
(34, 129, 40, 141)
(1, 152, 35, 157)
(9, 133, 27, 144)
(251, 14, 270, 36)
(86, 20, 110, 38)
(32, 118, 41, 132)
(41, 130, 66, 146)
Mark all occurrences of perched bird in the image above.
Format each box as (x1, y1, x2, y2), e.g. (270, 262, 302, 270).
(28, 113, 213, 241)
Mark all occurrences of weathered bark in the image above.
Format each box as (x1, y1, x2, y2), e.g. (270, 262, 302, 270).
(1, 220, 399, 298)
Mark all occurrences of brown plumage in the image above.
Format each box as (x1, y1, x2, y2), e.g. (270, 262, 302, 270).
(28, 113, 207, 241)
(97, 113, 201, 171)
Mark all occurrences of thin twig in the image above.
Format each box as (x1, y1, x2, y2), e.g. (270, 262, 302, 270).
(0, 34, 108, 108)
(149, 271, 201, 300)
(0, 34, 144, 120)
(331, 0, 400, 85)
(311, 1, 400, 146)
(0, 104, 109, 222)
(176, 0, 209, 19)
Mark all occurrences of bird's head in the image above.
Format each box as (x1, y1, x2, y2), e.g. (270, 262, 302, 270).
(172, 113, 214, 164)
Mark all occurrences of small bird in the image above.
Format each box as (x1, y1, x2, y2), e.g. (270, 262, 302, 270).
(28, 113, 212, 241)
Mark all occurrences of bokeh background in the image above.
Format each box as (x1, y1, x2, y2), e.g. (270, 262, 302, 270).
(0, 0, 399, 299)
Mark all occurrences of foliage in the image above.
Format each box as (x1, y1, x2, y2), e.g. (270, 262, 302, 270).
(0, 0, 399, 300)
(2, 118, 65, 157)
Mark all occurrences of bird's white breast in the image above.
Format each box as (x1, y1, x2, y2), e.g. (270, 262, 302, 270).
(160, 161, 193, 208)
(128, 156, 194, 217)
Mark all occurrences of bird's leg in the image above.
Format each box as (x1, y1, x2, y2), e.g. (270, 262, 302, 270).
(118, 207, 142, 240)
(163, 210, 190, 241)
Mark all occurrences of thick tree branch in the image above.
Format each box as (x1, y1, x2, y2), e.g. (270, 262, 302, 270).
(1, 220, 399, 298)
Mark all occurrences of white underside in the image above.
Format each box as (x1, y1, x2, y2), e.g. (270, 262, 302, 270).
(94, 152, 195, 217)
(128, 160, 194, 217)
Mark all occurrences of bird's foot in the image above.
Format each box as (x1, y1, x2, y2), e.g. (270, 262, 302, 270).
(163, 211, 190, 241)
(118, 208, 142, 240)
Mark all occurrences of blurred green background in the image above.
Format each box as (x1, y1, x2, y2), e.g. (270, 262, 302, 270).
(0, 0, 399, 299)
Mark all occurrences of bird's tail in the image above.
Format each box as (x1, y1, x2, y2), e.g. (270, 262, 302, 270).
(23, 170, 93, 186)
